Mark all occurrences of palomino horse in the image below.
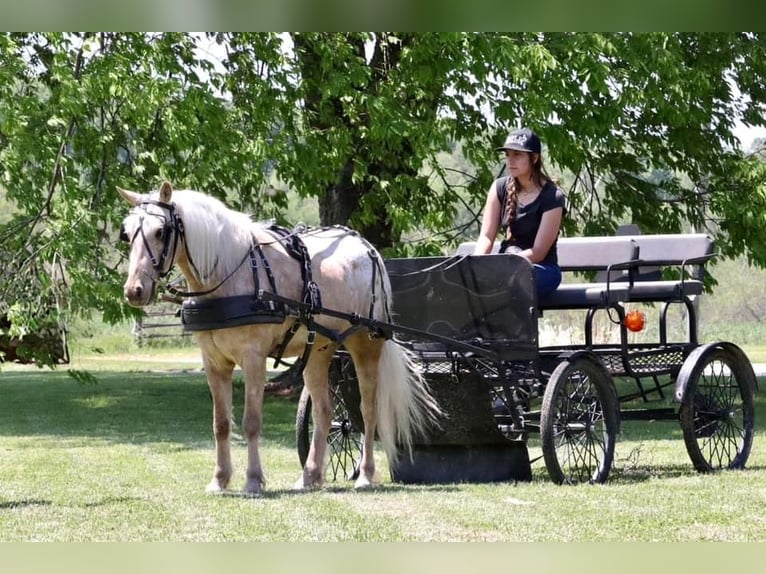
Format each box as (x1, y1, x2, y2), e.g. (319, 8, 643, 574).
(118, 181, 440, 496)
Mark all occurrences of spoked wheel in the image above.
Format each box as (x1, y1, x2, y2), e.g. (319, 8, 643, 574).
(540, 355, 619, 485)
(677, 343, 756, 472)
(295, 355, 363, 481)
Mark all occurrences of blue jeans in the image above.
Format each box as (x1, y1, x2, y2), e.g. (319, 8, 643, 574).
(534, 263, 562, 299)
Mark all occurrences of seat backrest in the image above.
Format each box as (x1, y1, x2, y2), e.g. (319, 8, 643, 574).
(556, 237, 639, 272)
(622, 234, 715, 281)
(455, 238, 638, 271)
(454, 241, 500, 256)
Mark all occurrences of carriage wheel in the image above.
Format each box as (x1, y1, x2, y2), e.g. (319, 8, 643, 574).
(540, 355, 619, 485)
(295, 356, 363, 482)
(677, 344, 755, 472)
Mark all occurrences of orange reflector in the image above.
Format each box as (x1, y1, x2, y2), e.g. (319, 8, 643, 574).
(625, 309, 646, 332)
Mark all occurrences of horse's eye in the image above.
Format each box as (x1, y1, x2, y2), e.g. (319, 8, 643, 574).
(118, 224, 129, 243)
(155, 227, 165, 241)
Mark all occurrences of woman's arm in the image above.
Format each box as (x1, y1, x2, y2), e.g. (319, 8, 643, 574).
(518, 206, 563, 263)
(474, 184, 501, 254)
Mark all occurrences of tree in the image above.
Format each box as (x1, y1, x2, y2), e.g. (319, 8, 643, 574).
(2, 32, 766, 366)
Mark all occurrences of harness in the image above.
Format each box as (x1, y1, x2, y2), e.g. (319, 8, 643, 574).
(259, 227, 388, 368)
(127, 200, 388, 370)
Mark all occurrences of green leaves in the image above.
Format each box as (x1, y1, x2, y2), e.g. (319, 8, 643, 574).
(2, 32, 766, 368)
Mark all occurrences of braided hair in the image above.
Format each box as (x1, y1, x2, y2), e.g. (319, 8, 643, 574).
(503, 153, 549, 241)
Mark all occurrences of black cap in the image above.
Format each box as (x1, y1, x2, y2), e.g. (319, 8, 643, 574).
(496, 128, 541, 154)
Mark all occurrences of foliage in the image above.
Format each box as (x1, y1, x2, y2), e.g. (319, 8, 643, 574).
(2, 32, 766, 367)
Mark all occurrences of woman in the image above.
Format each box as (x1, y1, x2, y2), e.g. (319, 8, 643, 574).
(474, 127, 566, 298)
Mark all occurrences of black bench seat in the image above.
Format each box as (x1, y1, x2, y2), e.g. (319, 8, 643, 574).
(624, 279, 704, 301)
(537, 281, 632, 309)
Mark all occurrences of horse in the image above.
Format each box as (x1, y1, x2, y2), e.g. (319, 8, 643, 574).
(117, 181, 440, 496)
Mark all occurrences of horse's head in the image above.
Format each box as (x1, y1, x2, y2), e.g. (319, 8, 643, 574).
(118, 181, 182, 307)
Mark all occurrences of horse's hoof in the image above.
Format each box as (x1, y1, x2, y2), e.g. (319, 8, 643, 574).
(354, 475, 378, 490)
(205, 480, 227, 494)
(293, 477, 322, 490)
(243, 479, 264, 497)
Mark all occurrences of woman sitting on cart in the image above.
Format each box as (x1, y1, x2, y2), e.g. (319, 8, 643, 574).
(474, 127, 566, 298)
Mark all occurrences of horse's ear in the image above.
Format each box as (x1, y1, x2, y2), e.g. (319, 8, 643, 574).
(117, 187, 143, 206)
(159, 181, 173, 203)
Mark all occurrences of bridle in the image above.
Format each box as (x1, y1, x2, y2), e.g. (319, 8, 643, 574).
(121, 199, 250, 298)
(122, 199, 184, 280)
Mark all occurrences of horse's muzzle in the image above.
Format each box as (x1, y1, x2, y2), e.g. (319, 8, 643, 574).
(124, 279, 156, 307)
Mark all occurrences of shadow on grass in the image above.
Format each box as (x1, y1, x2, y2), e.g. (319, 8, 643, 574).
(82, 496, 145, 508)
(610, 463, 704, 483)
(210, 481, 464, 500)
(0, 369, 299, 448)
(0, 498, 52, 509)
(609, 463, 765, 484)
(2, 369, 763, 490)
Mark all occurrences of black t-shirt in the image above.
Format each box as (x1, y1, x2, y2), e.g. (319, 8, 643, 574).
(495, 177, 566, 265)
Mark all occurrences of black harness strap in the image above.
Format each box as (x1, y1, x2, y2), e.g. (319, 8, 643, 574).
(248, 235, 283, 314)
(264, 224, 392, 370)
(129, 200, 183, 279)
(266, 224, 322, 311)
(265, 224, 325, 368)
(257, 289, 503, 359)
(166, 249, 250, 298)
(167, 235, 276, 300)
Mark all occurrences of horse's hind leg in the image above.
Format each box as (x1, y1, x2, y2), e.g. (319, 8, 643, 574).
(203, 358, 235, 493)
(294, 347, 334, 490)
(346, 336, 384, 489)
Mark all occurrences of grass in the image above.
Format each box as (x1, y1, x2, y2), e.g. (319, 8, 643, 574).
(735, 344, 766, 364)
(1, 348, 765, 542)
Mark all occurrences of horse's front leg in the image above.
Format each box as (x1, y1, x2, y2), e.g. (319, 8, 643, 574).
(204, 360, 235, 494)
(241, 353, 268, 496)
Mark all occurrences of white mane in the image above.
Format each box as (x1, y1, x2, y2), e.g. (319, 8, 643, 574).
(169, 190, 254, 282)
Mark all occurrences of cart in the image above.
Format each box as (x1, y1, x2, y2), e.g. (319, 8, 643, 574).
(296, 233, 758, 484)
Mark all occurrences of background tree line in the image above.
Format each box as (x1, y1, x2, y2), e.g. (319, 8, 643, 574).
(1, 32, 765, 365)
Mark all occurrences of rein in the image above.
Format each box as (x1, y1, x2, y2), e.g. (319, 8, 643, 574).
(164, 249, 251, 298)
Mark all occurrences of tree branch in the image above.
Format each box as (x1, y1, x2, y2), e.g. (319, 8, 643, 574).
(29, 33, 92, 239)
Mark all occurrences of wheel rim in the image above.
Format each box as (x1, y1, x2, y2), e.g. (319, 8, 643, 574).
(686, 356, 751, 469)
(326, 385, 362, 481)
(548, 366, 611, 484)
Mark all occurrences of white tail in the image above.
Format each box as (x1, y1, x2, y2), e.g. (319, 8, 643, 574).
(375, 339, 443, 466)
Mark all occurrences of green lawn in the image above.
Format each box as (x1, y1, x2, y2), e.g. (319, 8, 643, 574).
(742, 344, 766, 364)
(1, 353, 765, 542)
